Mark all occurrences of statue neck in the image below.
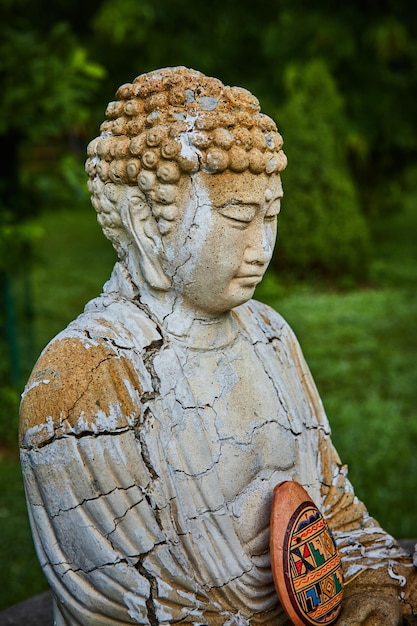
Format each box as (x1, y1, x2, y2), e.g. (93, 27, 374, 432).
(162, 307, 239, 350)
(108, 262, 239, 350)
(142, 289, 239, 351)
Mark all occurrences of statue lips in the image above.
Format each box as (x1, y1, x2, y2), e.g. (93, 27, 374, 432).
(234, 272, 265, 286)
(234, 268, 265, 285)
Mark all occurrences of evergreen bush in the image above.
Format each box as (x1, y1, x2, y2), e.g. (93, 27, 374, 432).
(274, 60, 370, 280)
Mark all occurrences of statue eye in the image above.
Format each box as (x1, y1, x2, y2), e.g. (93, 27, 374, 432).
(265, 199, 281, 222)
(218, 203, 256, 225)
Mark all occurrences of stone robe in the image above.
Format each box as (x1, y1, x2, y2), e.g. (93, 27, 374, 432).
(19, 264, 405, 625)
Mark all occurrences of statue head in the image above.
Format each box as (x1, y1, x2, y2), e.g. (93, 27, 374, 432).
(85, 67, 287, 310)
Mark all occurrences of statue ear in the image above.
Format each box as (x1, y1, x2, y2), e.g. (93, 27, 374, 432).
(122, 191, 171, 291)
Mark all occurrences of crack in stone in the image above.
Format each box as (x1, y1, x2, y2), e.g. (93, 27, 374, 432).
(103, 335, 135, 351)
(51, 483, 138, 518)
(208, 563, 255, 591)
(22, 422, 132, 451)
(248, 339, 306, 438)
(141, 339, 164, 399)
(59, 554, 140, 578)
(137, 419, 159, 482)
(135, 559, 159, 625)
(107, 497, 145, 537)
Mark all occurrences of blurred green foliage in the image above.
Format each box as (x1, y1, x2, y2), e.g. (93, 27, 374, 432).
(0, 23, 104, 141)
(1, 0, 416, 277)
(0, 0, 104, 395)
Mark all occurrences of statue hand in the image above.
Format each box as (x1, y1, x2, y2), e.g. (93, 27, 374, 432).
(337, 591, 401, 625)
(336, 565, 406, 626)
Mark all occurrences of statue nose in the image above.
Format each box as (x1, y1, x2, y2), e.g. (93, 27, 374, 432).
(244, 225, 274, 266)
(244, 240, 273, 266)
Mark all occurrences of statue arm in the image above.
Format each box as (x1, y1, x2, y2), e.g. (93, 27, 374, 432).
(20, 330, 167, 623)
(19, 331, 221, 625)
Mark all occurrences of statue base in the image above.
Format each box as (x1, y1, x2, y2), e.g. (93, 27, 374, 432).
(0, 591, 52, 626)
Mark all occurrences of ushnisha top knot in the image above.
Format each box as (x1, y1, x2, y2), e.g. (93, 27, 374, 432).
(85, 66, 287, 187)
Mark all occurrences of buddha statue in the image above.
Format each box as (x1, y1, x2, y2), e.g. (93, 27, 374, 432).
(20, 67, 416, 625)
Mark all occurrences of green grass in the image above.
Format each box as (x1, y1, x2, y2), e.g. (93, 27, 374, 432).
(0, 195, 416, 609)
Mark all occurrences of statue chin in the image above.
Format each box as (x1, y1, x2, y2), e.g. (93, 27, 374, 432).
(19, 66, 415, 626)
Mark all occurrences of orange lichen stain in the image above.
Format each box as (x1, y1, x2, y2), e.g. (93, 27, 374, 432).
(19, 336, 142, 448)
(260, 312, 272, 326)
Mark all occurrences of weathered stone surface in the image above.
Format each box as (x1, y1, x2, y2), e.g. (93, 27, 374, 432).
(19, 67, 416, 625)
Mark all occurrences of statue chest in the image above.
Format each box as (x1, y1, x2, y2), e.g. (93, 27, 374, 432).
(148, 331, 322, 559)
(152, 335, 304, 500)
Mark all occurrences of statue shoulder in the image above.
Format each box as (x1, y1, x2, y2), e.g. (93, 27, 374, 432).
(235, 298, 296, 342)
(19, 301, 161, 449)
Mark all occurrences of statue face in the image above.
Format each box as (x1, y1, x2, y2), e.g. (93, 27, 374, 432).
(163, 170, 283, 316)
